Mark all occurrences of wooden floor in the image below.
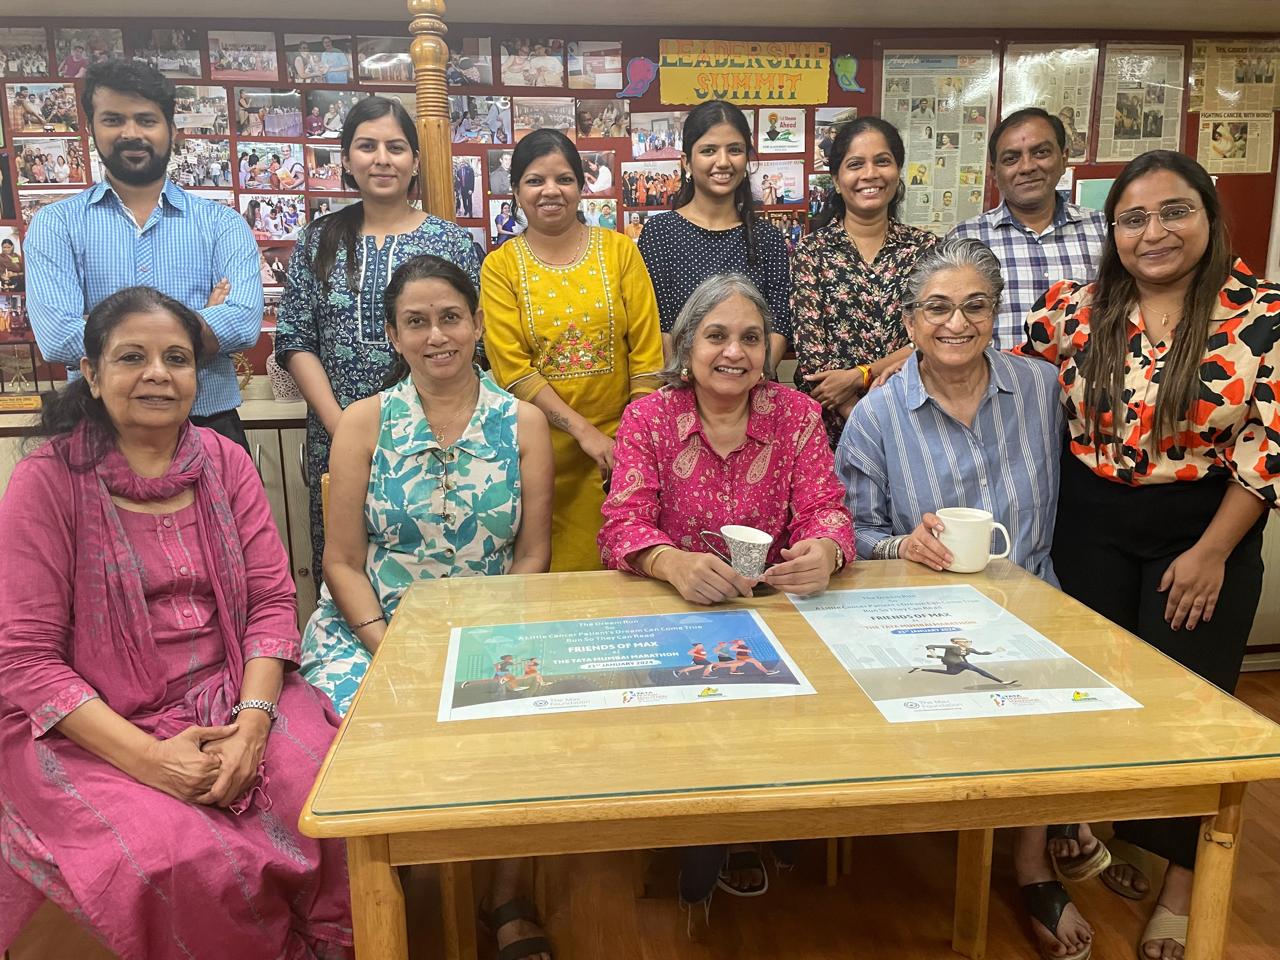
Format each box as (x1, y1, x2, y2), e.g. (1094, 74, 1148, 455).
(10, 671, 1280, 960)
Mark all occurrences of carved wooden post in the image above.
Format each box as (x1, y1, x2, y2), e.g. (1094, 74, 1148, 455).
(408, 0, 454, 220)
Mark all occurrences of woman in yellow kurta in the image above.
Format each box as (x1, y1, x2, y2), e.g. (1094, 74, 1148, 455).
(482, 130, 663, 571)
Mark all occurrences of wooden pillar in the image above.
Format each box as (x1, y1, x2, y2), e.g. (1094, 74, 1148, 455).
(407, 0, 455, 221)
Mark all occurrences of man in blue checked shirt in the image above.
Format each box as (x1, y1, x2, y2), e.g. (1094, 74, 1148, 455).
(25, 60, 262, 450)
(950, 107, 1107, 352)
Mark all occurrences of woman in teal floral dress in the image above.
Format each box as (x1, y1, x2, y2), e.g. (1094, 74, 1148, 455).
(302, 255, 555, 960)
(276, 96, 480, 585)
(301, 255, 553, 714)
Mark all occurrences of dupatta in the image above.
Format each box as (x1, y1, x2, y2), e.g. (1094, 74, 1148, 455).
(65, 421, 249, 733)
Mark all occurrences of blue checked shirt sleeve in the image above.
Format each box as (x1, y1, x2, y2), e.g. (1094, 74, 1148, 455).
(24, 204, 89, 367)
(199, 208, 263, 354)
(835, 400, 896, 561)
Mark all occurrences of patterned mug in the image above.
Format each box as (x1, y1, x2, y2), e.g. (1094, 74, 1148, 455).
(699, 524, 773, 578)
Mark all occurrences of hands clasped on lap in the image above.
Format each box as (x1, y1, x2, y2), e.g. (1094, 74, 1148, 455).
(139, 718, 268, 808)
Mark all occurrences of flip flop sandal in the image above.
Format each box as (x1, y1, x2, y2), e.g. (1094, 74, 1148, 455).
(1021, 880, 1092, 960)
(1100, 839, 1152, 901)
(1139, 904, 1187, 959)
(715, 849, 769, 897)
(1047, 824, 1112, 882)
(1100, 865, 1152, 901)
(480, 897, 554, 960)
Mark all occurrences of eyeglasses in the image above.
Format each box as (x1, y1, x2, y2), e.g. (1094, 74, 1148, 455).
(908, 297, 996, 325)
(1112, 203, 1199, 235)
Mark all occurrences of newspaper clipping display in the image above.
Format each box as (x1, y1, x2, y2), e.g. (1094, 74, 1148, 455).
(1198, 111, 1275, 174)
(1096, 44, 1185, 163)
(1190, 39, 1280, 112)
(1001, 43, 1099, 163)
(881, 50, 998, 233)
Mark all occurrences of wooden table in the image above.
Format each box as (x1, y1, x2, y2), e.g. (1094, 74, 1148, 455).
(299, 561, 1280, 959)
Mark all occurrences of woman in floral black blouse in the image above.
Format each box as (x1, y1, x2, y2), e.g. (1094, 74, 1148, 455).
(791, 117, 938, 445)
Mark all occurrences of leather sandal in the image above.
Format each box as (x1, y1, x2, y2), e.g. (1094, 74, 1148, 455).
(1047, 824, 1111, 882)
(480, 898, 553, 960)
(1099, 838, 1153, 901)
(1021, 880, 1091, 960)
(1139, 904, 1187, 959)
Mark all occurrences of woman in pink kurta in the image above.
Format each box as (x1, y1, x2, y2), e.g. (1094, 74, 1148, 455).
(0, 287, 351, 958)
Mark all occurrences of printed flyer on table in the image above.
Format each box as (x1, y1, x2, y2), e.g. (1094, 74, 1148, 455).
(439, 609, 815, 721)
(790, 585, 1141, 723)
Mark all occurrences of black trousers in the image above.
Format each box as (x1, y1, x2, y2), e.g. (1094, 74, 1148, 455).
(190, 408, 250, 455)
(1051, 450, 1266, 869)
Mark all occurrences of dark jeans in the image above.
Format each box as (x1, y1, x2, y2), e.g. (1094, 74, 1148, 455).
(1052, 450, 1266, 868)
(190, 408, 250, 455)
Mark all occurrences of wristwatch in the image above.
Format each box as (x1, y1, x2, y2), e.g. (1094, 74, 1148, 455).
(231, 699, 278, 722)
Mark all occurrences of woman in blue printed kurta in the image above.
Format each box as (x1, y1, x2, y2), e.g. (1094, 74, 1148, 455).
(275, 96, 480, 586)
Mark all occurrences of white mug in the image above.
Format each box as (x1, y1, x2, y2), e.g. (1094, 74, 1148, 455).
(700, 524, 773, 578)
(935, 507, 1010, 574)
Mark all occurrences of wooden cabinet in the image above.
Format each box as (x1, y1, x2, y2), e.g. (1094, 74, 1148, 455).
(246, 426, 316, 632)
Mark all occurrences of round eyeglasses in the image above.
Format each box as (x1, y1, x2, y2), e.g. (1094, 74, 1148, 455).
(908, 297, 996, 325)
(1112, 203, 1199, 235)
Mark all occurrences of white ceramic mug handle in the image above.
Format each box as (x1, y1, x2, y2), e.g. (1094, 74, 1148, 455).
(989, 522, 1011, 561)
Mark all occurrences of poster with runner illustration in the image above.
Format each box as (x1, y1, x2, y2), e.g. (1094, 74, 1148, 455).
(439, 609, 814, 721)
(791, 585, 1140, 723)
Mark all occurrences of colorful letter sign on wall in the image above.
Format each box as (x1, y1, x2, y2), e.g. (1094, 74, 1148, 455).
(658, 39, 831, 104)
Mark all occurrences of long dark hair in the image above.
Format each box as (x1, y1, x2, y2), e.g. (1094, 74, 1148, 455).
(811, 117, 906, 231)
(670, 100, 759, 264)
(311, 96, 420, 293)
(381, 255, 481, 389)
(30, 286, 204, 443)
(1082, 150, 1233, 459)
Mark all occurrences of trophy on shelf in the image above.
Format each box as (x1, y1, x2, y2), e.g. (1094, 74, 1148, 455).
(0, 294, 53, 413)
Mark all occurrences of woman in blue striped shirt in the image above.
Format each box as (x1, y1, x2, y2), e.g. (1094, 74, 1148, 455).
(836, 237, 1098, 960)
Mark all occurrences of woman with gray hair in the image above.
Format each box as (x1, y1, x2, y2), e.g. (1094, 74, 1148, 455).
(598, 272, 853, 910)
(599, 272, 853, 604)
(836, 236, 1097, 960)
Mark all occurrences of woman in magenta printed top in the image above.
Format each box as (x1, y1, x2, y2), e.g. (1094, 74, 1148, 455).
(598, 272, 852, 911)
(599, 273, 854, 605)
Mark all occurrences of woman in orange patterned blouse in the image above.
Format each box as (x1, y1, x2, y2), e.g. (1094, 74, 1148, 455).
(1020, 150, 1277, 959)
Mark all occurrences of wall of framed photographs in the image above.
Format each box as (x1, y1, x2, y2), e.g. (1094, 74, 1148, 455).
(1, 19, 1278, 376)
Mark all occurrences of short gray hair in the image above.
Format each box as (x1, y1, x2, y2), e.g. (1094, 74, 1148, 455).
(659, 273, 774, 387)
(904, 236, 1006, 313)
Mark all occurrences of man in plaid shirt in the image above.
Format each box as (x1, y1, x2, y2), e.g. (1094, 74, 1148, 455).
(950, 107, 1108, 351)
